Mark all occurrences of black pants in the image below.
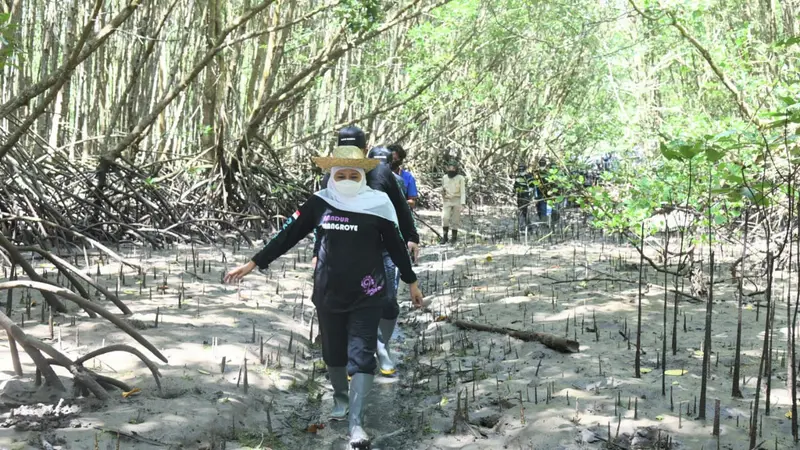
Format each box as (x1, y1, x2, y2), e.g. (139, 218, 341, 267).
(318, 306, 383, 376)
(517, 197, 531, 226)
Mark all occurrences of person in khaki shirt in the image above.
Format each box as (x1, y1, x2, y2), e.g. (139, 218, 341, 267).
(440, 161, 466, 244)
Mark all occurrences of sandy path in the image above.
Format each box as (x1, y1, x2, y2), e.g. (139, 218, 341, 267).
(0, 207, 795, 450)
(406, 209, 795, 450)
(0, 233, 435, 450)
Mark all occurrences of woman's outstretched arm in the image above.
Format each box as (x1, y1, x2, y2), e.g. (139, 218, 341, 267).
(225, 197, 321, 283)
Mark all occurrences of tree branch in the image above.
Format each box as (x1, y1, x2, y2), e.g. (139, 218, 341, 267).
(626, 0, 760, 124)
(0, 0, 142, 119)
(97, 0, 276, 171)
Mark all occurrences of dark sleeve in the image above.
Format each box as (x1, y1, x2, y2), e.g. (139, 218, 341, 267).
(312, 228, 321, 257)
(394, 174, 407, 198)
(378, 218, 417, 284)
(251, 197, 321, 270)
(369, 165, 419, 244)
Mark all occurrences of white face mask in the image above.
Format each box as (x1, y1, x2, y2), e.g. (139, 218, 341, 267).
(333, 179, 363, 197)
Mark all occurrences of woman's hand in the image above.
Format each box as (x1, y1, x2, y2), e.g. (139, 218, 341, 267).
(407, 242, 420, 263)
(409, 281, 425, 308)
(224, 261, 257, 284)
(311, 257, 318, 269)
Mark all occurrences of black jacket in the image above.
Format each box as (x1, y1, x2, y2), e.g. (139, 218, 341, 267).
(514, 172, 535, 199)
(251, 195, 417, 312)
(321, 164, 419, 244)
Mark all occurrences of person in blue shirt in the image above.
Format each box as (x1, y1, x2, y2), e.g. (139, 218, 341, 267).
(387, 144, 418, 209)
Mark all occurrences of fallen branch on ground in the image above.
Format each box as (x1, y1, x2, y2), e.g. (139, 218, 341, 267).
(92, 426, 169, 446)
(545, 276, 637, 286)
(667, 289, 705, 303)
(449, 319, 580, 353)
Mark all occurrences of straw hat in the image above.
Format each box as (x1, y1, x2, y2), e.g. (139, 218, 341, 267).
(313, 145, 380, 172)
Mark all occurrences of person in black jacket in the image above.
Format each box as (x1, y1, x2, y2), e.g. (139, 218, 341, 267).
(367, 145, 406, 197)
(514, 163, 535, 230)
(533, 157, 550, 220)
(225, 145, 424, 449)
(313, 128, 421, 378)
(363, 144, 406, 376)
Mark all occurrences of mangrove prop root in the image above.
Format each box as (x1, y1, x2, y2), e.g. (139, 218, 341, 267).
(0, 280, 167, 362)
(1, 311, 158, 400)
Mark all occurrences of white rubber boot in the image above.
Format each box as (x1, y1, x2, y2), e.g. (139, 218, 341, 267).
(348, 373, 374, 449)
(328, 366, 349, 421)
(376, 318, 397, 376)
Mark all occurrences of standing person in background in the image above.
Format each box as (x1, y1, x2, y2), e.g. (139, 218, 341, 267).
(533, 157, 550, 221)
(440, 160, 466, 244)
(514, 163, 535, 231)
(388, 144, 419, 209)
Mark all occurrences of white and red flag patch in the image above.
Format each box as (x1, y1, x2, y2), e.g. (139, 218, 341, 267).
(291, 210, 300, 220)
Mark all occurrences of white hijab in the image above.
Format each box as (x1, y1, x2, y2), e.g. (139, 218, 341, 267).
(314, 167, 398, 225)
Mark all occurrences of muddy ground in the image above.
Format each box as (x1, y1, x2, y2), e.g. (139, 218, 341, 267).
(0, 207, 795, 449)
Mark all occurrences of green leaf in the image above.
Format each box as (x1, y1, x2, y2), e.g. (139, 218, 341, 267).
(705, 147, 725, 162)
(764, 118, 789, 129)
(778, 96, 800, 108)
(712, 129, 738, 141)
(659, 142, 683, 160)
(752, 194, 769, 207)
(677, 143, 701, 159)
(776, 36, 800, 47)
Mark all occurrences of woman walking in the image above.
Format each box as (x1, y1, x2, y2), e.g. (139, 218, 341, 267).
(225, 144, 424, 449)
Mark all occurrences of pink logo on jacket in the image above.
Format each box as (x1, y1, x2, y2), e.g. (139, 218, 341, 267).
(360, 275, 384, 296)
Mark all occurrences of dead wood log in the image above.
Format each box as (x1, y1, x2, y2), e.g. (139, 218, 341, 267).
(668, 288, 705, 303)
(92, 426, 169, 447)
(0, 280, 167, 363)
(412, 211, 442, 239)
(545, 276, 637, 286)
(450, 319, 580, 353)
